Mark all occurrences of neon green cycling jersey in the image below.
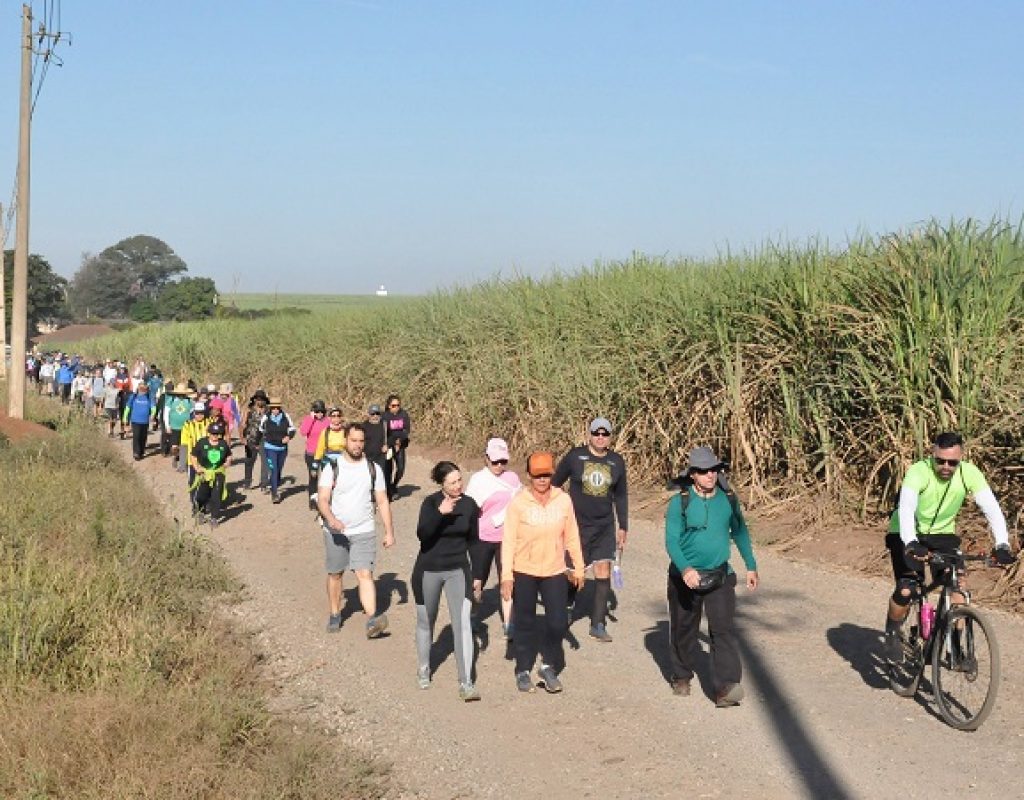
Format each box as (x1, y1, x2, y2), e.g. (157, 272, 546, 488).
(887, 459, 988, 536)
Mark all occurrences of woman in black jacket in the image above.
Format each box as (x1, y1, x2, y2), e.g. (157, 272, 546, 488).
(413, 461, 480, 701)
(383, 394, 411, 500)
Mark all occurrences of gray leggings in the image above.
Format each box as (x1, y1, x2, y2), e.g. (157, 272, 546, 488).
(412, 562, 474, 685)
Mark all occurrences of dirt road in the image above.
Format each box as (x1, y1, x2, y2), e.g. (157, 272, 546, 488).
(127, 442, 1024, 800)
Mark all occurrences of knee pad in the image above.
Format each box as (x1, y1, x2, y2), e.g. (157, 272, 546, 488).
(891, 579, 919, 606)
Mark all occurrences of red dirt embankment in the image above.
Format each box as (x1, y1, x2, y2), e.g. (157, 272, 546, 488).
(0, 409, 56, 443)
(33, 324, 114, 347)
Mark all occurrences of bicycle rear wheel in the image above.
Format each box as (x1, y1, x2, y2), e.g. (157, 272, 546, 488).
(931, 606, 1000, 731)
(889, 601, 924, 697)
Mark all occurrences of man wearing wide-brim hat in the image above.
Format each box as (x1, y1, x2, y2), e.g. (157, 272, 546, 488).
(663, 446, 759, 707)
(162, 381, 197, 462)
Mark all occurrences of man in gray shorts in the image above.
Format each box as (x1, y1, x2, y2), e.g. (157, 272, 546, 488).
(317, 422, 395, 638)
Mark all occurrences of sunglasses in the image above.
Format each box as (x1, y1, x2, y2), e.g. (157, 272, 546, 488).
(388, 404, 400, 409)
(330, 413, 343, 418)
(691, 466, 719, 476)
(491, 459, 509, 466)
(934, 457, 960, 467)
(592, 430, 611, 437)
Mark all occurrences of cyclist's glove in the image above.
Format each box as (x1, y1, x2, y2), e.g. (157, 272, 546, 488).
(904, 540, 929, 561)
(992, 544, 1015, 567)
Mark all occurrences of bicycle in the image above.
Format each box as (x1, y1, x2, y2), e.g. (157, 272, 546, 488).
(888, 549, 1001, 731)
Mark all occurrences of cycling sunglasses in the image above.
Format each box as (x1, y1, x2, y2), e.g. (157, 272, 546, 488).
(934, 457, 960, 467)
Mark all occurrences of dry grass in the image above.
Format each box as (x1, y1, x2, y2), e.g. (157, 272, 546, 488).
(0, 408, 390, 799)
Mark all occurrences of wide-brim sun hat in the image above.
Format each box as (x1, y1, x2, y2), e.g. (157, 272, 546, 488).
(268, 397, 283, 407)
(688, 446, 725, 472)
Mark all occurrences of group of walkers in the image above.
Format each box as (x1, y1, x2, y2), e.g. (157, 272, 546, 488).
(28, 351, 1019, 708)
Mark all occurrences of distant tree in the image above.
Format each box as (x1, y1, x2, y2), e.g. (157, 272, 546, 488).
(69, 235, 187, 318)
(3, 250, 69, 336)
(153, 277, 217, 321)
(128, 297, 159, 323)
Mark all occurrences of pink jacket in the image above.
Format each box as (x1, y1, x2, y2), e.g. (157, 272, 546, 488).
(299, 414, 331, 456)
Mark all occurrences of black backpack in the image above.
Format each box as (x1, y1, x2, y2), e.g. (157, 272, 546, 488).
(671, 472, 741, 525)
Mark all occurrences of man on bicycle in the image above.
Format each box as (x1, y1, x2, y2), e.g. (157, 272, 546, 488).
(883, 431, 1015, 662)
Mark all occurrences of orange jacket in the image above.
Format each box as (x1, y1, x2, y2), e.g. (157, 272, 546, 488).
(501, 486, 584, 582)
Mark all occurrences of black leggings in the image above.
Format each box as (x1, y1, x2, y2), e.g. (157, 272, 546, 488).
(194, 474, 226, 519)
(512, 572, 568, 674)
(388, 447, 407, 495)
(131, 422, 149, 459)
(304, 453, 319, 498)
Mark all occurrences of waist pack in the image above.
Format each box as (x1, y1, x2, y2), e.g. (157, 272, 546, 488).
(694, 564, 728, 593)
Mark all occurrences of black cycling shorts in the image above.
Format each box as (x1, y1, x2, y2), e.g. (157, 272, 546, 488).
(885, 532, 960, 584)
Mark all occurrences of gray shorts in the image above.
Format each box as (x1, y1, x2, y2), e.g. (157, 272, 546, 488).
(323, 529, 377, 574)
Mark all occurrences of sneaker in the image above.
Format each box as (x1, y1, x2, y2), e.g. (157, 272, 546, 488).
(589, 623, 613, 643)
(515, 671, 535, 693)
(366, 614, 389, 639)
(271, 493, 282, 504)
(715, 683, 744, 708)
(326, 613, 342, 633)
(459, 683, 481, 702)
(883, 630, 904, 664)
(417, 667, 431, 689)
(671, 678, 691, 696)
(537, 664, 563, 694)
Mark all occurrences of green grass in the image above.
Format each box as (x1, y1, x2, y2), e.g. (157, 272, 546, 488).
(0, 398, 391, 799)
(76, 218, 1024, 526)
(226, 292, 412, 313)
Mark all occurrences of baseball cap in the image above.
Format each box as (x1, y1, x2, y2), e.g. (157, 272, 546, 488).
(485, 437, 510, 462)
(193, 402, 207, 413)
(368, 404, 382, 414)
(527, 451, 556, 477)
(589, 417, 613, 434)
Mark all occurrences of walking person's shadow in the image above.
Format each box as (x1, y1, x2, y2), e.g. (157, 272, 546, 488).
(642, 619, 716, 701)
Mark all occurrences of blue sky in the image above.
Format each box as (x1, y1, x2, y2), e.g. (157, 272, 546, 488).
(1, 1, 1022, 295)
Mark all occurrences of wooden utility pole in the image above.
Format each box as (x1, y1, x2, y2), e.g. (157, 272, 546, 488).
(1, 203, 6, 380)
(8, 4, 31, 418)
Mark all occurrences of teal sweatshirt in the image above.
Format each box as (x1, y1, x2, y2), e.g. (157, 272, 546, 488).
(664, 487, 757, 575)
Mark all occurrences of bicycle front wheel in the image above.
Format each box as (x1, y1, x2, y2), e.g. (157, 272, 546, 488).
(931, 606, 1000, 731)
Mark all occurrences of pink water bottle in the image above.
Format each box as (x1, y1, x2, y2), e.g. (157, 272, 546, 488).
(920, 601, 936, 640)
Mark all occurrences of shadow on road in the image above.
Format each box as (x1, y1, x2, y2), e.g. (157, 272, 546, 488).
(826, 622, 890, 690)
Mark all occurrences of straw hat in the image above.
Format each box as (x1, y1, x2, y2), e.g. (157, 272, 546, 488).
(171, 382, 195, 396)
(267, 397, 282, 406)
(218, 382, 232, 394)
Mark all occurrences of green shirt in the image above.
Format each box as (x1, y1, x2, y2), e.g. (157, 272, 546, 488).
(664, 487, 757, 574)
(887, 459, 988, 536)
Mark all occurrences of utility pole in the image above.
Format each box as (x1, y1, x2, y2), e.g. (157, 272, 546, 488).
(1, 203, 6, 380)
(8, 4, 31, 418)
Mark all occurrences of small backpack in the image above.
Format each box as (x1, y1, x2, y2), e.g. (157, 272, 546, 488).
(672, 472, 741, 526)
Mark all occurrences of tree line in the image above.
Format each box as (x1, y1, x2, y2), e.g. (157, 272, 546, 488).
(3, 234, 218, 336)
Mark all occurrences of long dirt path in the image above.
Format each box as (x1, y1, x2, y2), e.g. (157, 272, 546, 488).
(127, 440, 1024, 800)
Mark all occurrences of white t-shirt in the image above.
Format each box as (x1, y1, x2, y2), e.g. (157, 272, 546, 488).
(318, 456, 385, 538)
(103, 366, 117, 384)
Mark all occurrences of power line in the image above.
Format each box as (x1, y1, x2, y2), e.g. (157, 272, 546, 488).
(2, 1, 68, 249)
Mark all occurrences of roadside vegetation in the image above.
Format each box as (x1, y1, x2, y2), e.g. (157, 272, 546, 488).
(82, 219, 1024, 513)
(0, 402, 389, 799)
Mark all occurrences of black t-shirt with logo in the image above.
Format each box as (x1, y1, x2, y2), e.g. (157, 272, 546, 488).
(553, 445, 628, 531)
(192, 437, 231, 472)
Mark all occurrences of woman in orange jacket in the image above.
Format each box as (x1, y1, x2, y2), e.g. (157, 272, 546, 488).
(501, 451, 585, 695)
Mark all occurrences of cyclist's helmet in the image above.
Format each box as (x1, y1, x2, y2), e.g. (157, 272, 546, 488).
(208, 422, 226, 436)
(311, 399, 327, 413)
